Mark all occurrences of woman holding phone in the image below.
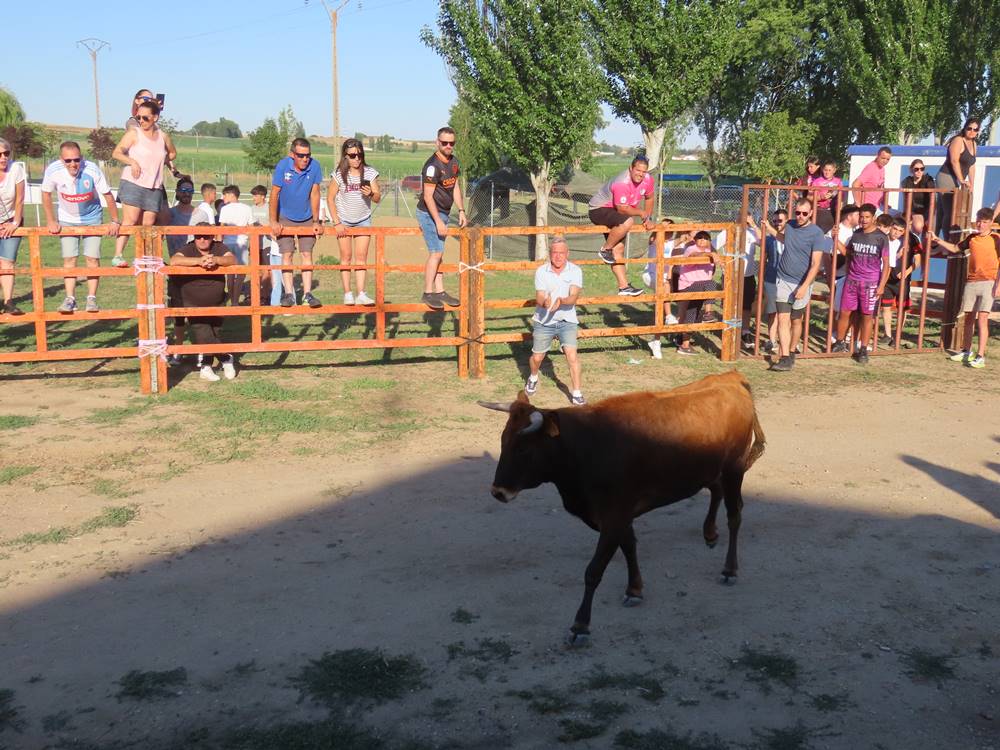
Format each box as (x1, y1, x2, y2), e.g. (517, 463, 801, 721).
(326, 138, 380, 305)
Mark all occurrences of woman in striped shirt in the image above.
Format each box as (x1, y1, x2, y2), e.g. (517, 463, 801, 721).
(326, 139, 380, 305)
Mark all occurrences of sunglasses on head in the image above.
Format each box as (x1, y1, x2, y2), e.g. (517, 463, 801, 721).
(63, 157, 82, 164)
(293, 151, 311, 159)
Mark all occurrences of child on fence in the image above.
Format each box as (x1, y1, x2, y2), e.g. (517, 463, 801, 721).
(928, 207, 1000, 368)
(250, 185, 283, 306)
(674, 231, 722, 356)
(218, 185, 253, 304)
(879, 216, 922, 345)
(831, 204, 890, 364)
(641, 218, 682, 359)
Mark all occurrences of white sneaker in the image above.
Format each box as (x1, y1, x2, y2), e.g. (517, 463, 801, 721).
(199, 365, 220, 382)
(647, 339, 663, 359)
(343, 291, 355, 305)
(355, 291, 374, 305)
(641, 271, 652, 288)
(665, 312, 679, 325)
(221, 361, 236, 380)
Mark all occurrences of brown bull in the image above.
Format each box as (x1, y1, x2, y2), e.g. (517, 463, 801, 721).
(480, 370, 765, 645)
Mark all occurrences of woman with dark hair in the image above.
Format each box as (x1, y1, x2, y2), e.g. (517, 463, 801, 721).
(900, 159, 935, 234)
(796, 155, 821, 191)
(126, 89, 156, 131)
(935, 117, 979, 235)
(326, 138, 381, 305)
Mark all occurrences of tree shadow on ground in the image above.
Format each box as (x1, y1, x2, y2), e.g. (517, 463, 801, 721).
(900, 453, 1000, 520)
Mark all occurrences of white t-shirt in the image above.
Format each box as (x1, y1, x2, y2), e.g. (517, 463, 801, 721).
(41, 160, 111, 225)
(194, 201, 216, 223)
(644, 238, 677, 287)
(250, 203, 277, 255)
(0, 162, 26, 223)
(332, 165, 379, 224)
(533, 260, 583, 325)
(218, 201, 254, 251)
(714, 227, 759, 277)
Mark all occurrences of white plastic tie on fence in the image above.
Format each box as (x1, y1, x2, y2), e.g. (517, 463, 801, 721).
(133, 255, 165, 275)
(459, 261, 485, 274)
(136, 303, 166, 310)
(137, 338, 168, 360)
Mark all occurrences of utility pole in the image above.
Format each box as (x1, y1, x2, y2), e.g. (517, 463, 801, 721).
(77, 38, 110, 128)
(322, 0, 352, 156)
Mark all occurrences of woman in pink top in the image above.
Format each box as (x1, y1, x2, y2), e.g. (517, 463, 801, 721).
(111, 100, 177, 266)
(675, 231, 722, 355)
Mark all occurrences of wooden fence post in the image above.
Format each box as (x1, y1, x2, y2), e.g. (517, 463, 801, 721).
(467, 228, 486, 378)
(720, 223, 739, 361)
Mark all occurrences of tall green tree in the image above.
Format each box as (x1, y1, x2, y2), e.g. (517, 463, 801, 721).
(740, 111, 818, 182)
(423, 0, 603, 258)
(0, 87, 25, 130)
(277, 105, 306, 141)
(243, 118, 286, 171)
(448, 93, 501, 179)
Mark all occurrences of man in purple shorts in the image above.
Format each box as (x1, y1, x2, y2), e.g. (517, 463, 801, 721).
(587, 155, 653, 296)
(831, 204, 890, 364)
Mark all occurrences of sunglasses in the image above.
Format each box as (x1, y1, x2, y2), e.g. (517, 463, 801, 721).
(177, 187, 194, 193)
(794, 210, 811, 216)
(346, 152, 361, 158)
(195, 235, 213, 241)
(912, 167, 924, 172)
(293, 151, 311, 159)
(63, 157, 82, 164)
(439, 140, 455, 146)
(967, 126, 980, 132)
(137, 95, 154, 101)
(138, 114, 155, 122)
(0, 150, 11, 157)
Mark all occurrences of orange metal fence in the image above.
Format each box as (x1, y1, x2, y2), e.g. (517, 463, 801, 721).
(0, 221, 741, 393)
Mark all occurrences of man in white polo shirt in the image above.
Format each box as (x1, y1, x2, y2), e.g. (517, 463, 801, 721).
(41, 141, 119, 313)
(524, 236, 586, 405)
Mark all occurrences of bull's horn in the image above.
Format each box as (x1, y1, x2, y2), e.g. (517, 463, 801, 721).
(477, 400, 513, 413)
(518, 410, 544, 435)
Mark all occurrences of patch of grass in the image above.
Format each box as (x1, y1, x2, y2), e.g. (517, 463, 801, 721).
(450, 608, 479, 624)
(587, 699, 630, 721)
(749, 722, 833, 750)
(900, 649, 956, 682)
(290, 648, 428, 708)
(226, 379, 314, 402)
(0, 415, 39, 430)
(579, 669, 664, 703)
(446, 638, 516, 663)
(0, 465, 39, 485)
(228, 660, 263, 678)
(0, 688, 26, 733)
(614, 728, 729, 750)
(508, 687, 576, 715)
(116, 668, 188, 701)
(558, 719, 607, 743)
(730, 646, 799, 693)
(42, 711, 73, 732)
(809, 692, 853, 713)
(91, 478, 137, 499)
(213, 716, 385, 750)
(90, 402, 151, 426)
(5, 527, 73, 547)
(342, 376, 396, 392)
(430, 696, 460, 720)
(4, 505, 139, 549)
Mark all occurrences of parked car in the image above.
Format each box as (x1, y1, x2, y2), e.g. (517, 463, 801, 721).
(400, 175, 422, 191)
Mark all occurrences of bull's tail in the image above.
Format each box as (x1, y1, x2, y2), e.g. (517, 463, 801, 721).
(745, 406, 766, 471)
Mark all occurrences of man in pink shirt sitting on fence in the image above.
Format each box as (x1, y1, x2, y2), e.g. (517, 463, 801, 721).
(587, 155, 653, 297)
(851, 146, 892, 213)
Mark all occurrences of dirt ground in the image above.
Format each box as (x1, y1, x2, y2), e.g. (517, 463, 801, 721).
(0, 352, 998, 750)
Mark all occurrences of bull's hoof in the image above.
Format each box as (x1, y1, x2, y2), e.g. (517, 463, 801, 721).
(719, 571, 738, 585)
(704, 536, 719, 549)
(622, 594, 644, 608)
(565, 630, 591, 647)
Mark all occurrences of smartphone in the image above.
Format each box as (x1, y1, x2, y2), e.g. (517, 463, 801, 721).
(360, 179, 371, 188)
(156, 93, 165, 108)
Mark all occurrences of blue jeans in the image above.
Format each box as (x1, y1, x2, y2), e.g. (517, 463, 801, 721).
(532, 319, 579, 353)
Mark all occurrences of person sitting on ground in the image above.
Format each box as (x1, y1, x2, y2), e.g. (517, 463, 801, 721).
(587, 155, 652, 297)
(524, 236, 585, 405)
(218, 185, 254, 304)
(830, 204, 891, 365)
(327, 138, 380, 306)
(928, 207, 1000, 369)
(879, 216, 921, 346)
(40, 141, 121, 315)
(674, 231, 723, 357)
(760, 198, 826, 371)
(169, 223, 237, 381)
(0, 137, 27, 315)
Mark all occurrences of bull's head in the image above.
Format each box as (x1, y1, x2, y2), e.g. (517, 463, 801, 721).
(479, 392, 560, 503)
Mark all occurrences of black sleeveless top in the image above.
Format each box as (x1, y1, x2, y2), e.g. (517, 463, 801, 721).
(939, 137, 976, 181)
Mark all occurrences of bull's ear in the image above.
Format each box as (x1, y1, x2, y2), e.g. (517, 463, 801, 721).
(545, 411, 560, 437)
(516, 391, 530, 404)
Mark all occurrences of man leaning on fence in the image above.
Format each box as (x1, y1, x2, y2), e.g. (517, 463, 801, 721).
(41, 141, 120, 315)
(270, 138, 324, 308)
(525, 236, 585, 406)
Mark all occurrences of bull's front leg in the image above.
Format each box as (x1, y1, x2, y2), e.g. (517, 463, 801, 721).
(568, 530, 620, 646)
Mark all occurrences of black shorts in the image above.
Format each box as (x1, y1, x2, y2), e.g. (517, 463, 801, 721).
(742, 275, 757, 311)
(589, 207, 631, 240)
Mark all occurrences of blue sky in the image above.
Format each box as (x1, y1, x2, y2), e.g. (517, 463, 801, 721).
(5, 0, 648, 147)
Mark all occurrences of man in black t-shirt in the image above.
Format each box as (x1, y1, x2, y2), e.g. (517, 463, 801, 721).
(416, 127, 467, 310)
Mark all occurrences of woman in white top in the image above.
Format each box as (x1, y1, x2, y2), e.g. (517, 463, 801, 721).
(326, 138, 381, 305)
(0, 137, 26, 315)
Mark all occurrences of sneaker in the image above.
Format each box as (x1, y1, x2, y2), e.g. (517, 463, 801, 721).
(279, 292, 296, 307)
(762, 340, 775, 355)
(438, 290, 460, 306)
(617, 285, 644, 297)
(343, 291, 356, 305)
(879, 335, 894, 347)
(355, 291, 375, 306)
(199, 365, 221, 382)
(303, 292, 322, 308)
(2, 300, 24, 316)
(111, 255, 129, 269)
(221, 360, 237, 380)
(598, 248, 616, 265)
(665, 312, 679, 326)
(641, 271, 652, 287)
(524, 376, 538, 396)
(701, 311, 719, 323)
(422, 292, 444, 310)
(647, 340, 663, 360)
(949, 350, 971, 363)
(967, 355, 985, 369)
(57, 296, 76, 314)
(741, 332, 755, 348)
(855, 348, 869, 365)
(831, 340, 849, 353)
(570, 393, 586, 406)
(676, 346, 698, 356)
(769, 355, 794, 372)
(85, 296, 99, 313)
(167, 354, 184, 368)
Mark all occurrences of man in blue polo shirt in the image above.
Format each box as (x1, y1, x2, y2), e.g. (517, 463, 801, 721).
(270, 138, 324, 308)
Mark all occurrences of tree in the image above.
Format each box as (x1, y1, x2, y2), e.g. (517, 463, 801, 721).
(423, 0, 604, 259)
(1, 122, 48, 158)
(378, 134, 393, 152)
(0, 87, 25, 130)
(354, 131, 367, 141)
(448, 94, 501, 178)
(189, 117, 243, 138)
(410, 141, 418, 153)
(159, 117, 180, 135)
(276, 105, 306, 141)
(243, 118, 286, 171)
(587, 0, 740, 172)
(87, 127, 121, 163)
(739, 110, 818, 182)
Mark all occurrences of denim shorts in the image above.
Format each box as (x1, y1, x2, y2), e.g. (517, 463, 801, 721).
(342, 215, 372, 228)
(417, 208, 449, 253)
(532, 319, 579, 353)
(118, 180, 163, 213)
(0, 237, 21, 262)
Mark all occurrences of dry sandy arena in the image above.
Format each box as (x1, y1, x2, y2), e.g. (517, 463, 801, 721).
(0, 348, 998, 750)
